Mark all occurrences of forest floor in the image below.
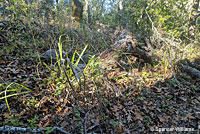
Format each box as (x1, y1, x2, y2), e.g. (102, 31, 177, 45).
(0, 21, 200, 134)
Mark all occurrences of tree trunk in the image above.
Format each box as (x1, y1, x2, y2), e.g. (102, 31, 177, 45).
(72, 0, 83, 24)
(118, 0, 123, 11)
(84, 0, 91, 24)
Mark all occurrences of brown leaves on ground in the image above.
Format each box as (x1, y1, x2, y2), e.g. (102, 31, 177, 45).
(0, 54, 199, 133)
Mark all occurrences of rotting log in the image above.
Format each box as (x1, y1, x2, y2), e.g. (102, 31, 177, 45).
(99, 34, 160, 70)
(180, 64, 200, 78)
(177, 59, 200, 79)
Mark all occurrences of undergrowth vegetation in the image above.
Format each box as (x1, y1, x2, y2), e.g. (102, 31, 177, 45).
(0, 0, 200, 133)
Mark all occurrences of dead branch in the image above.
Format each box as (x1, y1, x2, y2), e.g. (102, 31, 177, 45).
(132, 47, 159, 65)
(0, 126, 71, 134)
(179, 64, 200, 78)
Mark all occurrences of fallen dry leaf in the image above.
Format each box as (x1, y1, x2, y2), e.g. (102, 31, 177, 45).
(135, 110, 143, 121)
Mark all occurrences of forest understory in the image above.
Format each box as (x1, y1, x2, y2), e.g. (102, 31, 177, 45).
(0, 0, 200, 133)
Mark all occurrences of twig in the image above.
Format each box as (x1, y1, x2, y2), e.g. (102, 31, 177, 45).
(0, 126, 71, 134)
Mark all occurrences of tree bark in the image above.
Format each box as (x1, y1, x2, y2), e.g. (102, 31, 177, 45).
(72, 0, 83, 24)
(118, 0, 123, 11)
(84, 0, 91, 24)
(99, 34, 160, 70)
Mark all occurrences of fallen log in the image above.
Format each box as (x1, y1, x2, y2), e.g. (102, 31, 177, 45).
(178, 63, 200, 79)
(99, 34, 160, 69)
